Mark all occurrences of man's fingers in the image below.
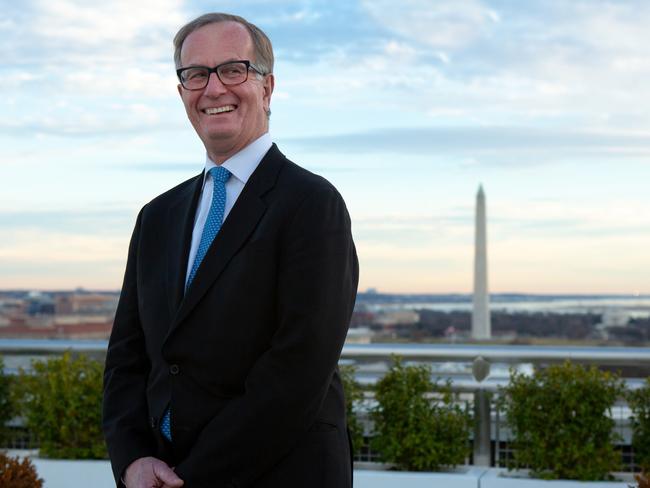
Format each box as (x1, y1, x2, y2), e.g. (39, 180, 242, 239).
(124, 457, 184, 488)
(153, 463, 184, 487)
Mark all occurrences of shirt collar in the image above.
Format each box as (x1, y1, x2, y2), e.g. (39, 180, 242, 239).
(203, 132, 272, 185)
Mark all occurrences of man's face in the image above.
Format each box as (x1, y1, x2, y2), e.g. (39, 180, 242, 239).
(178, 21, 274, 162)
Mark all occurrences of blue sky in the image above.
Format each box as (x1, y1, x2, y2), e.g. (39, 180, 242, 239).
(1, 0, 650, 294)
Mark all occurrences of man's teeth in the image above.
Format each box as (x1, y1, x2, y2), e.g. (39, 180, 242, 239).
(204, 106, 235, 115)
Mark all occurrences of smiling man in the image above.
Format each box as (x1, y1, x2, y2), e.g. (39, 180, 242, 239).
(102, 12, 358, 488)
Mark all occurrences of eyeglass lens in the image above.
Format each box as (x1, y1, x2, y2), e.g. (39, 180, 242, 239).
(180, 62, 249, 89)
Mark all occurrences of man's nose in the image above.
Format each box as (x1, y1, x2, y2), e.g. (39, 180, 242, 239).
(203, 72, 228, 96)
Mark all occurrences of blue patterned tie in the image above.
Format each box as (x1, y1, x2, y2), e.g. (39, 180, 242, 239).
(160, 165, 231, 442)
(186, 166, 231, 288)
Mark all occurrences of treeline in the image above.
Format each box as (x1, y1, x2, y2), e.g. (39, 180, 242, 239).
(404, 310, 603, 340)
(608, 317, 650, 343)
(359, 309, 650, 344)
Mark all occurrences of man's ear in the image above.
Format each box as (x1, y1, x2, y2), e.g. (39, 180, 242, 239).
(177, 84, 183, 97)
(262, 74, 275, 112)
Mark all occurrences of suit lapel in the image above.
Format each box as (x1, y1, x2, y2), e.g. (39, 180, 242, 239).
(166, 173, 204, 317)
(169, 144, 286, 332)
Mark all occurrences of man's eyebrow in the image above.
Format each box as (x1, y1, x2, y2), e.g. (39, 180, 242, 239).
(182, 58, 246, 67)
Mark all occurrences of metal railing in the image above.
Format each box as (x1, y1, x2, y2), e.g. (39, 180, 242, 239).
(3, 339, 648, 366)
(0, 338, 108, 355)
(341, 342, 650, 469)
(342, 342, 650, 367)
(2, 339, 649, 468)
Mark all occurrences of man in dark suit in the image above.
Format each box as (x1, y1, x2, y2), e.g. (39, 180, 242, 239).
(102, 12, 358, 488)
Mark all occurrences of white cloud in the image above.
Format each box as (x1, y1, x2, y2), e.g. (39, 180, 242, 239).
(286, 9, 321, 23)
(0, 1, 189, 137)
(273, 0, 650, 133)
(384, 40, 417, 59)
(0, 71, 38, 87)
(361, 0, 498, 50)
(492, 198, 650, 236)
(21, 0, 186, 96)
(0, 19, 16, 30)
(254, 5, 323, 25)
(33, 0, 185, 49)
(0, 229, 127, 263)
(487, 10, 500, 23)
(61, 66, 178, 98)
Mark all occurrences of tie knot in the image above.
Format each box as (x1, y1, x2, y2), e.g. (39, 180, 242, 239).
(209, 166, 231, 183)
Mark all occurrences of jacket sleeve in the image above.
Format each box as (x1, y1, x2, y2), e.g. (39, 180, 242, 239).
(102, 208, 157, 486)
(174, 184, 359, 487)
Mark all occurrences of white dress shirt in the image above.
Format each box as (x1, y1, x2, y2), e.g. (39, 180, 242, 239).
(185, 132, 273, 283)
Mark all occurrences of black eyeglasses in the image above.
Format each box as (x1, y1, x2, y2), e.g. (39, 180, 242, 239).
(176, 60, 265, 90)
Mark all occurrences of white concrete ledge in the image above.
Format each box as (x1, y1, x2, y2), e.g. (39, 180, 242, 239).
(31, 458, 114, 488)
(354, 466, 487, 488)
(480, 468, 635, 488)
(5, 455, 639, 488)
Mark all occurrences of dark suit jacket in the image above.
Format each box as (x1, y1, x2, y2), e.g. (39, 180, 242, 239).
(102, 144, 359, 488)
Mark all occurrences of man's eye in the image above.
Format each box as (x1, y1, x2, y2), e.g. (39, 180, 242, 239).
(223, 66, 245, 76)
(188, 71, 208, 80)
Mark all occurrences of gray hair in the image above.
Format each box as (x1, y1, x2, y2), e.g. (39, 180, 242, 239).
(173, 13, 274, 75)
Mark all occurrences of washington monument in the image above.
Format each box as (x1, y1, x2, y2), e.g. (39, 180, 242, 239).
(472, 185, 491, 339)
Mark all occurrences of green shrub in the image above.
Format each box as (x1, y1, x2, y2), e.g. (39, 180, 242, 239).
(0, 357, 13, 445)
(372, 356, 471, 471)
(0, 451, 43, 488)
(15, 352, 107, 459)
(628, 378, 650, 472)
(500, 361, 624, 480)
(340, 364, 364, 456)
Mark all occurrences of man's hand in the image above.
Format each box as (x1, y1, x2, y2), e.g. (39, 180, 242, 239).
(124, 456, 184, 488)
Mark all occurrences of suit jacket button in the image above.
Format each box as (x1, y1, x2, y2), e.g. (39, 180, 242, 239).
(170, 364, 180, 375)
(150, 417, 157, 428)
